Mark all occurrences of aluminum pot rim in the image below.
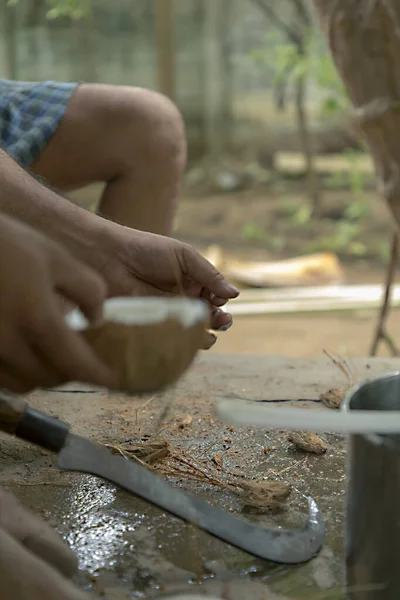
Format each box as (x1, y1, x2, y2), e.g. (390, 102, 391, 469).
(341, 369, 400, 414)
(342, 370, 400, 446)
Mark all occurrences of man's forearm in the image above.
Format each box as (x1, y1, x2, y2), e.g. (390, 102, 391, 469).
(0, 149, 108, 262)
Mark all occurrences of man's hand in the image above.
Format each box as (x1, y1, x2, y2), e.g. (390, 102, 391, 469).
(89, 227, 240, 349)
(0, 214, 117, 393)
(0, 488, 87, 600)
(0, 150, 238, 349)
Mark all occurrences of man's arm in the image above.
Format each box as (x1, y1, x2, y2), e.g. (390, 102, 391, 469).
(0, 149, 108, 264)
(0, 148, 239, 338)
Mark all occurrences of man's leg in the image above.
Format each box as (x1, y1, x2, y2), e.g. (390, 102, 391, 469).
(30, 84, 187, 236)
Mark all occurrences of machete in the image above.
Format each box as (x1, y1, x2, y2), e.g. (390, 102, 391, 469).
(0, 392, 324, 565)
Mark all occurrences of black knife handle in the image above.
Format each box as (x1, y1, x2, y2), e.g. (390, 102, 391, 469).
(0, 391, 27, 434)
(17, 407, 70, 452)
(0, 391, 69, 453)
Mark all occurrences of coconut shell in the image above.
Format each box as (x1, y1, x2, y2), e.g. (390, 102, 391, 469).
(67, 297, 209, 394)
(83, 316, 208, 394)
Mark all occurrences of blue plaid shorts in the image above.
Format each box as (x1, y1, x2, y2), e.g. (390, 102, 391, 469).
(0, 79, 79, 168)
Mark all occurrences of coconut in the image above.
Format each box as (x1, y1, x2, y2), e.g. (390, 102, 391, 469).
(66, 297, 209, 393)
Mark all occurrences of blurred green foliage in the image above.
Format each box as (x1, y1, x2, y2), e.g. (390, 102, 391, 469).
(252, 28, 349, 119)
(7, 0, 91, 19)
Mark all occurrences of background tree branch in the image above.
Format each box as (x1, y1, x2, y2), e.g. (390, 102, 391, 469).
(251, 0, 300, 43)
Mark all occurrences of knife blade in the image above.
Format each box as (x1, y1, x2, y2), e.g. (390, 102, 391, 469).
(215, 399, 400, 433)
(0, 392, 325, 565)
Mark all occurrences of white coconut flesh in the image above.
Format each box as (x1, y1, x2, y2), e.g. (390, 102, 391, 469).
(66, 297, 208, 331)
(215, 400, 400, 434)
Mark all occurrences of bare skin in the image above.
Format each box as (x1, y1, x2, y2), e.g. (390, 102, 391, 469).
(0, 149, 238, 348)
(30, 84, 186, 236)
(0, 213, 117, 393)
(0, 488, 87, 600)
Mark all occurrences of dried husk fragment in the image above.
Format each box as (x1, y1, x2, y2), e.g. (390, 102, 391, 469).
(288, 431, 327, 455)
(320, 388, 345, 410)
(237, 480, 292, 512)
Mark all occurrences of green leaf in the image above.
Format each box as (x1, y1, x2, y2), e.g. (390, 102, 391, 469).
(241, 221, 265, 242)
(45, 0, 91, 20)
(290, 205, 313, 226)
(349, 242, 367, 256)
(321, 97, 340, 115)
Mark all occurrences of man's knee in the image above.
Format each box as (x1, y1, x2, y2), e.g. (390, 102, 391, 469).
(116, 87, 186, 172)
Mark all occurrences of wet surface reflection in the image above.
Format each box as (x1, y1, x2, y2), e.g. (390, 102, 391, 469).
(63, 477, 143, 573)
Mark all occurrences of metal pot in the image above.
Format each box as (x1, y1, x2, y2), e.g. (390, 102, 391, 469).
(342, 371, 400, 600)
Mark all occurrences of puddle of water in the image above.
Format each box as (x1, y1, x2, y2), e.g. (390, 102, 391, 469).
(12, 474, 306, 594)
(6, 435, 346, 597)
(63, 478, 142, 573)
(60, 476, 286, 581)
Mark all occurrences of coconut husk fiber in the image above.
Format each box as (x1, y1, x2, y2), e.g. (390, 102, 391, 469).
(288, 431, 327, 455)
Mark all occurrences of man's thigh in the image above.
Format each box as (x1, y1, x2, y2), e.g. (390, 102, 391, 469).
(30, 83, 177, 192)
(0, 79, 77, 171)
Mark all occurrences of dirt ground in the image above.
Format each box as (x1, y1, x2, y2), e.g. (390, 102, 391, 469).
(175, 187, 391, 266)
(1, 354, 398, 599)
(210, 308, 400, 359)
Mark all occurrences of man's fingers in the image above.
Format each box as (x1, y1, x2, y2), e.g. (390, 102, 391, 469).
(204, 332, 217, 350)
(0, 362, 34, 394)
(201, 289, 228, 308)
(0, 489, 78, 579)
(202, 309, 233, 350)
(210, 309, 233, 332)
(53, 252, 107, 325)
(0, 340, 63, 390)
(0, 528, 86, 600)
(31, 305, 118, 389)
(181, 246, 240, 301)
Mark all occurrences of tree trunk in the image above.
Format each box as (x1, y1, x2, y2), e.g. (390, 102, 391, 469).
(220, 0, 235, 147)
(294, 71, 321, 214)
(313, 0, 400, 229)
(203, 0, 226, 166)
(1, 0, 18, 79)
(154, 0, 176, 101)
